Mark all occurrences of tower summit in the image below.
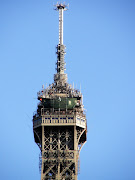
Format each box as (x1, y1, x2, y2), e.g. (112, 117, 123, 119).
(33, 3, 87, 180)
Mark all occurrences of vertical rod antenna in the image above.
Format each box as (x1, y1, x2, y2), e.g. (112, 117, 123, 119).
(54, 3, 68, 85)
(55, 3, 68, 44)
(59, 7, 63, 44)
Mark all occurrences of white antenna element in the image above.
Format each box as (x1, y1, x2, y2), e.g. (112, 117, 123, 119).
(54, 3, 68, 45)
(59, 8, 63, 44)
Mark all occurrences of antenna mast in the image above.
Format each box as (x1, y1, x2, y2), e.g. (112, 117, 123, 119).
(54, 3, 68, 86)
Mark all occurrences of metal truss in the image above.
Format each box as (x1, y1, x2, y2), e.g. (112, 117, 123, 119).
(40, 127, 78, 180)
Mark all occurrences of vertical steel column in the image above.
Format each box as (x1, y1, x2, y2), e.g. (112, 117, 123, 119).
(41, 126, 44, 180)
(74, 125, 78, 180)
(57, 129, 60, 180)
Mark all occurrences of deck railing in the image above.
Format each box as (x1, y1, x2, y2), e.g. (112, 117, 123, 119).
(41, 108, 86, 117)
(33, 109, 86, 127)
(33, 116, 86, 128)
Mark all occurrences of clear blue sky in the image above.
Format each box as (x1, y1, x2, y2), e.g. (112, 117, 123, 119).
(0, 0, 135, 180)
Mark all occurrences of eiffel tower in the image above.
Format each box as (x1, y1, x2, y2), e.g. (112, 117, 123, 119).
(33, 3, 87, 180)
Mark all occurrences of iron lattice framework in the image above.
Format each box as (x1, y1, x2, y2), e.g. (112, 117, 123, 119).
(33, 3, 87, 180)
